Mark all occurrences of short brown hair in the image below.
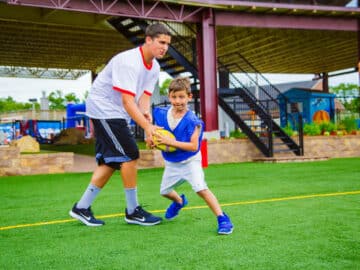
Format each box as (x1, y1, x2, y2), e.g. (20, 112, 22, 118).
(145, 23, 171, 39)
(168, 77, 191, 95)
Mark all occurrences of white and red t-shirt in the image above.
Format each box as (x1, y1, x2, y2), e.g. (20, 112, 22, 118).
(86, 46, 160, 121)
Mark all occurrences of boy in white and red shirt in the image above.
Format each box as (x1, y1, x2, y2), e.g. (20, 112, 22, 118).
(70, 23, 171, 227)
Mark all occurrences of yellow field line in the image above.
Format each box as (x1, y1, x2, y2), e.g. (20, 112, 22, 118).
(1, 190, 359, 231)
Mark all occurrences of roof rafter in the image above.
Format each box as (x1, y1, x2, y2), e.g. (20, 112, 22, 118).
(6, 0, 204, 22)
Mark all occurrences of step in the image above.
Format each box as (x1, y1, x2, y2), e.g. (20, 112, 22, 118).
(273, 142, 293, 146)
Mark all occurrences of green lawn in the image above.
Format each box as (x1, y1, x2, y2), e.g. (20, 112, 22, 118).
(1, 158, 359, 269)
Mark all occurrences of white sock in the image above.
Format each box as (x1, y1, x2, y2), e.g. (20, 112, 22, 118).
(77, 183, 101, 209)
(125, 187, 138, 214)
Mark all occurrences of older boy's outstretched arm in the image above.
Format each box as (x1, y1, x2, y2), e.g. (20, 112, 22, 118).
(122, 93, 157, 146)
(138, 93, 152, 123)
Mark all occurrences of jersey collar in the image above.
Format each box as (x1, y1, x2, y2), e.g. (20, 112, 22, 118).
(139, 46, 153, 70)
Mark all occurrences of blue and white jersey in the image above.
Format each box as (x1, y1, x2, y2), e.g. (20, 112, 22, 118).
(153, 106, 204, 163)
(86, 46, 160, 122)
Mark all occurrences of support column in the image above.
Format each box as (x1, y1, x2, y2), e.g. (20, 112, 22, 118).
(358, 0, 360, 100)
(322, 72, 329, 93)
(219, 68, 229, 88)
(196, 8, 218, 131)
(91, 71, 97, 82)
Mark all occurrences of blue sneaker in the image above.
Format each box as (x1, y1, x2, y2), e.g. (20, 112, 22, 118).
(165, 194, 188, 220)
(217, 213, 233, 235)
(69, 203, 105, 227)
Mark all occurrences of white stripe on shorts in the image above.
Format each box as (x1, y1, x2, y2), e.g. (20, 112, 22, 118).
(100, 119, 126, 155)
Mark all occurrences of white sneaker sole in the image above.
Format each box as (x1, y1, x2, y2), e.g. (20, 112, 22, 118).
(69, 210, 104, 227)
(218, 228, 234, 235)
(124, 217, 162, 226)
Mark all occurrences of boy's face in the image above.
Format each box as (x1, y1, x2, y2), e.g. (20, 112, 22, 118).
(146, 34, 171, 59)
(168, 89, 192, 113)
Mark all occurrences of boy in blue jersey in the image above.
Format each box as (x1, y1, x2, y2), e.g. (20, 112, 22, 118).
(153, 77, 233, 235)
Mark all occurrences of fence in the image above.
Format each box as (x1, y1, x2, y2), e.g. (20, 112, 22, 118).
(0, 109, 66, 121)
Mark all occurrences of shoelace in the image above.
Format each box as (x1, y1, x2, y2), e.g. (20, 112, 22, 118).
(84, 207, 94, 217)
(136, 206, 151, 217)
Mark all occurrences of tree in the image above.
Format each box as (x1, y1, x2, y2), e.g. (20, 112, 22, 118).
(48, 90, 80, 109)
(330, 83, 359, 115)
(65, 92, 80, 104)
(48, 90, 66, 109)
(82, 90, 89, 103)
(0, 96, 34, 113)
(159, 78, 172, 96)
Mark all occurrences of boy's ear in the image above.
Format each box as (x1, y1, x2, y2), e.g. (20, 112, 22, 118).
(188, 93, 193, 100)
(145, 36, 153, 44)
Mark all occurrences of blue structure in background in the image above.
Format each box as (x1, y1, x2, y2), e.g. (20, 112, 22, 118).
(278, 88, 336, 128)
(0, 103, 90, 144)
(66, 103, 91, 137)
(0, 120, 63, 144)
(36, 121, 62, 143)
(0, 121, 20, 143)
(66, 103, 87, 128)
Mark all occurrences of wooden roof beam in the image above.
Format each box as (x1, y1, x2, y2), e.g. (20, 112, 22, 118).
(215, 11, 358, 31)
(5, 0, 204, 22)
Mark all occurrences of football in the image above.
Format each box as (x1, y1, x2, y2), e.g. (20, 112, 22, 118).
(152, 129, 177, 152)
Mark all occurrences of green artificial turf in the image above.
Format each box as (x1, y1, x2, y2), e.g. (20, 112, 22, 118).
(0, 158, 359, 269)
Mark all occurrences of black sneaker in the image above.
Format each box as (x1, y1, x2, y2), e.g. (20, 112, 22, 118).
(125, 206, 162, 226)
(69, 203, 105, 227)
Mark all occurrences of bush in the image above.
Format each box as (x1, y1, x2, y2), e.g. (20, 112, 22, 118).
(318, 121, 337, 133)
(282, 124, 294, 136)
(339, 116, 358, 133)
(303, 123, 321, 136)
(230, 129, 247, 139)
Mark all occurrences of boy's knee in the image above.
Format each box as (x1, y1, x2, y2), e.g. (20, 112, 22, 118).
(196, 189, 208, 197)
(160, 191, 169, 196)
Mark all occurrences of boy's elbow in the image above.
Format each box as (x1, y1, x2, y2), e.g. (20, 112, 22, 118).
(190, 143, 199, 152)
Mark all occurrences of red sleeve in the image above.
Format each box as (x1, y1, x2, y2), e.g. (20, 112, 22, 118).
(113, 86, 136, 97)
(144, 90, 152, 96)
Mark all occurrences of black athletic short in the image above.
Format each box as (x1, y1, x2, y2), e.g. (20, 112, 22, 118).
(91, 118, 139, 170)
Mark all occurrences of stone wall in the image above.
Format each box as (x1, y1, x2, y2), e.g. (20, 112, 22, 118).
(206, 138, 263, 164)
(137, 139, 265, 169)
(0, 146, 73, 176)
(138, 149, 164, 168)
(0, 146, 21, 175)
(137, 135, 360, 168)
(302, 135, 360, 158)
(1, 135, 359, 175)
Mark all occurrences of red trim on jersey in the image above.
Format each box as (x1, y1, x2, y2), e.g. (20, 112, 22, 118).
(113, 86, 136, 97)
(144, 90, 152, 96)
(139, 46, 153, 70)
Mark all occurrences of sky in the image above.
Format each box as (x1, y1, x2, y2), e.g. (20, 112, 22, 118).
(0, 70, 357, 103)
(0, 72, 93, 103)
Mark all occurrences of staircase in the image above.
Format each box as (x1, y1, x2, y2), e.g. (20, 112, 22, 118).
(218, 52, 303, 156)
(108, 18, 303, 157)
